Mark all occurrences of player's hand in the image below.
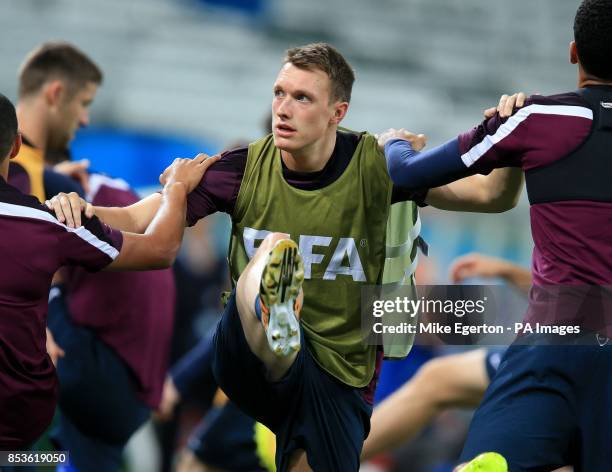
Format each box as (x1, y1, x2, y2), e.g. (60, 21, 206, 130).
(54, 159, 91, 195)
(376, 128, 427, 152)
(484, 92, 528, 119)
(159, 153, 220, 193)
(449, 253, 510, 283)
(155, 376, 181, 421)
(45, 192, 94, 228)
(46, 328, 65, 367)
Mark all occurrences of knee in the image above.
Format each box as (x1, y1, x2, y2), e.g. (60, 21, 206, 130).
(412, 356, 458, 409)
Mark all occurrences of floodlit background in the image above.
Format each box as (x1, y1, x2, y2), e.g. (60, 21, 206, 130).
(0, 1, 581, 470)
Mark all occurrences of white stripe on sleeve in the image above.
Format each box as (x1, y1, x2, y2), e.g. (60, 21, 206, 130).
(0, 202, 119, 260)
(460, 105, 593, 168)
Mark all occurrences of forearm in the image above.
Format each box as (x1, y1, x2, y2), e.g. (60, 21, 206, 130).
(427, 169, 523, 213)
(94, 206, 141, 232)
(469, 168, 523, 212)
(385, 138, 472, 191)
(95, 193, 162, 233)
(143, 184, 187, 262)
(498, 262, 532, 294)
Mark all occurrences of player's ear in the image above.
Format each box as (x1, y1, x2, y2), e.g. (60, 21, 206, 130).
(569, 40, 579, 65)
(9, 133, 22, 159)
(331, 101, 349, 125)
(44, 80, 65, 107)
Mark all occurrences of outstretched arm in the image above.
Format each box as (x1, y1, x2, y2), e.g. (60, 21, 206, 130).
(97, 193, 163, 233)
(45, 181, 163, 232)
(426, 168, 523, 213)
(383, 135, 524, 213)
(449, 253, 532, 295)
(381, 93, 526, 212)
(46, 153, 216, 232)
(56, 155, 219, 273)
(108, 155, 219, 270)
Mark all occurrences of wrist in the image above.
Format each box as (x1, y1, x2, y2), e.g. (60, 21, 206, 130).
(163, 181, 188, 195)
(384, 138, 413, 153)
(496, 261, 516, 279)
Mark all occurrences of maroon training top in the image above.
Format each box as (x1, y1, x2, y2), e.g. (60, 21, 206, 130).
(459, 92, 605, 286)
(459, 90, 612, 334)
(0, 176, 122, 449)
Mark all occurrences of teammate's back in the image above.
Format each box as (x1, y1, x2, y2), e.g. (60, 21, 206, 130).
(0, 94, 123, 448)
(0, 179, 122, 446)
(458, 89, 612, 286)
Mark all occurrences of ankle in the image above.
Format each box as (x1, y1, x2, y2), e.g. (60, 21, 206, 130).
(254, 295, 263, 321)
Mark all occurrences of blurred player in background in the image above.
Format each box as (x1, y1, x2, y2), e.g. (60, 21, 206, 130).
(381, 0, 612, 469)
(9, 43, 94, 203)
(363, 255, 570, 472)
(0, 92, 215, 452)
(158, 338, 276, 472)
(48, 169, 176, 472)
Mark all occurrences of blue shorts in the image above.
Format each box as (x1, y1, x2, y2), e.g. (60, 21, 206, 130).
(47, 288, 149, 472)
(374, 346, 434, 404)
(212, 292, 372, 472)
(461, 334, 612, 471)
(189, 401, 271, 471)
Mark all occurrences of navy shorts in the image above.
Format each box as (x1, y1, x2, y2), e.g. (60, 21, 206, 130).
(461, 334, 612, 471)
(189, 401, 270, 471)
(212, 292, 372, 472)
(47, 287, 149, 472)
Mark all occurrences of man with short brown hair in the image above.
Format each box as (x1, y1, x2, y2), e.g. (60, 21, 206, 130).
(10, 41, 101, 202)
(18, 41, 102, 99)
(284, 42, 355, 103)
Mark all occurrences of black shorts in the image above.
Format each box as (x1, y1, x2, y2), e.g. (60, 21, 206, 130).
(461, 334, 612, 471)
(212, 292, 372, 472)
